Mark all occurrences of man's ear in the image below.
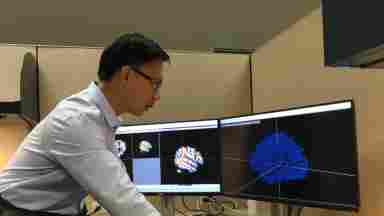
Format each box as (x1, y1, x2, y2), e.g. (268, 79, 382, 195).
(120, 65, 131, 81)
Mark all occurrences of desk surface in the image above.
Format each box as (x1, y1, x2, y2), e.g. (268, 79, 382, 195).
(93, 211, 189, 216)
(93, 210, 210, 216)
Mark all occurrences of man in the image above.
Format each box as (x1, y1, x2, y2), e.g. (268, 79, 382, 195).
(0, 33, 170, 216)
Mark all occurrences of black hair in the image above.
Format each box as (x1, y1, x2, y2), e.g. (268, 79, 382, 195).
(98, 32, 170, 81)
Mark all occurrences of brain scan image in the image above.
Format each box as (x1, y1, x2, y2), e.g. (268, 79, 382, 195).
(248, 132, 309, 185)
(139, 140, 153, 153)
(114, 139, 127, 157)
(174, 146, 204, 174)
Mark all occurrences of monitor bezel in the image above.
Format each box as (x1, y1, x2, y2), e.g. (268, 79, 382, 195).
(116, 118, 223, 196)
(219, 99, 360, 212)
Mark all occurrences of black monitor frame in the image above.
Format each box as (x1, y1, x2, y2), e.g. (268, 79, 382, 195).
(219, 99, 360, 212)
(115, 118, 223, 196)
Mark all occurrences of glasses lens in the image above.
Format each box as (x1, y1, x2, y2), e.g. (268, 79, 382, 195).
(153, 83, 161, 95)
(132, 66, 161, 95)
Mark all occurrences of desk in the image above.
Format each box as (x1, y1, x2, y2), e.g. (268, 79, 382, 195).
(93, 212, 191, 216)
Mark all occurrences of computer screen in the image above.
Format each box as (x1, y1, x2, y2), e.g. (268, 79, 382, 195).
(115, 119, 221, 194)
(220, 100, 359, 211)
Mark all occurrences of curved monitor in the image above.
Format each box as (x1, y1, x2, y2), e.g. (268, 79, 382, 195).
(220, 100, 359, 211)
(115, 119, 221, 195)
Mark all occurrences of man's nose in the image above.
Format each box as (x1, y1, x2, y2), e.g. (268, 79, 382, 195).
(149, 95, 160, 107)
(153, 95, 160, 102)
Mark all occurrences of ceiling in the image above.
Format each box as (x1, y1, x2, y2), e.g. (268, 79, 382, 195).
(0, 0, 321, 51)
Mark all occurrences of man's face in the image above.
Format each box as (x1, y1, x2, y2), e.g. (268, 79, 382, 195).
(121, 59, 164, 116)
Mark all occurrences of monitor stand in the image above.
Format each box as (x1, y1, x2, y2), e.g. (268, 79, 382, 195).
(160, 195, 176, 216)
(270, 203, 304, 216)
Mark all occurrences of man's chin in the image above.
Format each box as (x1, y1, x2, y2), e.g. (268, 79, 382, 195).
(136, 109, 147, 116)
(125, 110, 144, 117)
(132, 112, 144, 117)
(129, 106, 151, 117)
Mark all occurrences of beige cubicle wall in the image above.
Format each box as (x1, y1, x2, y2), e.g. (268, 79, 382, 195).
(251, 7, 379, 216)
(122, 51, 252, 123)
(38, 47, 252, 122)
(0, 45, 36, 169)
(38, 47, 101, 117)
(0, 44, 36, 102)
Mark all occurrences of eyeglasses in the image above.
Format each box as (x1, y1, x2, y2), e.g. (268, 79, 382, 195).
(130, 66, 162, 96)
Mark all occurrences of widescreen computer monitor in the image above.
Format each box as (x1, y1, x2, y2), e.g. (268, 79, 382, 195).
(220, 100, 359, 211)
(115, 119, 221, 194)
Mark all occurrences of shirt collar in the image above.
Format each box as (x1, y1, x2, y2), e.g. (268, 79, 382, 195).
(87, 82, 121, 130)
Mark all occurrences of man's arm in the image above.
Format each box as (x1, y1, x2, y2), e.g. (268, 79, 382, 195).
(44, 112, 160, 216)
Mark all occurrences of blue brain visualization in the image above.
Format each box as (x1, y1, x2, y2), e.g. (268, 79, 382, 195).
(249, 132, 309, 184)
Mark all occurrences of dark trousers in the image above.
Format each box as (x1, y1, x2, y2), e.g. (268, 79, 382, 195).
(0, 196, 86, 216)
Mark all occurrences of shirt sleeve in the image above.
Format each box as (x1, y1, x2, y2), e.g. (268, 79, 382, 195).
(44, 111, 161, 216)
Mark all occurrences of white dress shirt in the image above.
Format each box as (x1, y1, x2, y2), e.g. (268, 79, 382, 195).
(0, 82, 160, 216)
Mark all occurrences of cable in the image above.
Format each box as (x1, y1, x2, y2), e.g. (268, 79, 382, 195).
(212, 196, 238, 209)
(207, 201, 224, 215)
(86, 205, 102, 216)
(181, 196, 209, 214)
(288, 205, 303, 216)
(219, 200, 237, 209)
(175, 208, 189, 216)
(181, 196, 239, 216)
(197, 196, 227, 216)
(222, 205, 250, 216)
(160, 195, 176, 215)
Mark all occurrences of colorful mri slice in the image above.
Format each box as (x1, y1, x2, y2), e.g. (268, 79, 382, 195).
(175, 146, 204, 173)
